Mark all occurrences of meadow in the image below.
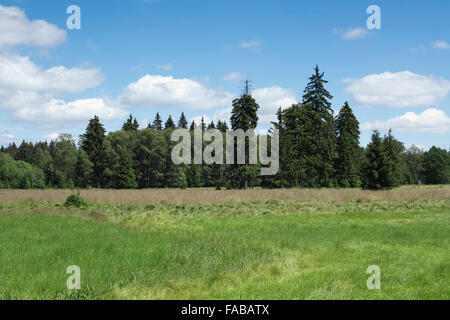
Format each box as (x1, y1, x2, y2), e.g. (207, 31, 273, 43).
(0, 186, 449, 300)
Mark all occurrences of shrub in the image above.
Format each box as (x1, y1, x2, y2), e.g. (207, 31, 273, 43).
(64, 193, 87, 208)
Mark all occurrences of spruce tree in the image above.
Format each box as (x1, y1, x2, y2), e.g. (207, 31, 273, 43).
(153, 113, 163, 130)
(75, 148, 93, 188)
(362, 130, 391, 190)
(383, 130, 404, 188)
(201, 117, 206, 132)
(80, 116, 106, 187)
(422, 146, 450, 184)
(116, 147, 138, 189)
(217, 120, 229, 132)
(178, 112, 188, 128)
(165, 115, 176, 130)
(122, 114, 139, 131)
(207, 121, 216, 130)
(229, 80, 260, 189)
(301, 65, 337, 187)
(335, 102, 361, 188)
(189, 120, 196, 132)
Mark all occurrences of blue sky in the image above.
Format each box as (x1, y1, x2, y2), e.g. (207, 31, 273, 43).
(0, 0, 449, 149)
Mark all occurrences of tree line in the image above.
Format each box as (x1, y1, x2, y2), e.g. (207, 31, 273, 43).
(1, 66, 449, 190)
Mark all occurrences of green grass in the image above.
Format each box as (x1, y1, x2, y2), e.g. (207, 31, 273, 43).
(0, 200, 448, 300)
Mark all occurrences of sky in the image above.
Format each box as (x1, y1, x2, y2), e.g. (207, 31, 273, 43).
(0, 0, 449, 150)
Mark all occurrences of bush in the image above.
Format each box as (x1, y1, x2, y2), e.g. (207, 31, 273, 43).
(64, 193, 87, 208)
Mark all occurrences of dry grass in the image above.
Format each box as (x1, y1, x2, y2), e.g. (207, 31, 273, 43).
(0, 185, 449, 205)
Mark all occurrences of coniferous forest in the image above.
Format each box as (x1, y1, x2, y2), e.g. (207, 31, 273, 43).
(1, 67, 449, 190)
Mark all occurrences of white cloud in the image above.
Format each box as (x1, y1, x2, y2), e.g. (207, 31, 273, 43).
(0, 127, 14, 143)
(14, 98, 127, 127)
(252, 87, 297, 124)
(361, 108, 450, 134)
(119, 74, 234, 110)
(333, 27, 368, 40)
(156, 63, 174, 71)
(188, 115, 212, 127)
(0, 5, 66, 48)
(0, 54, 103, 93)
(43, 133, 60, 141)
(433, 40, 450, 49)
(239, 39, 263, 48)
(224, 72, 247, 81)
(345, 71, 450, 107)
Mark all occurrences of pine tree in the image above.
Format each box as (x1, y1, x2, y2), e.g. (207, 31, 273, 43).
(229, 80, 260, 189)
(79, 116, 106, 187)
(301, 65, 337, 187)
(178, 112, 188, 129)
(217, 120, 229, 132)
(75, 148, 93, 188)
(116, 147, 138, 189)
(189, 120, 196, 132)
(335, 102, 361, 188)
(122, 114, 139, 131)
(201, 117, 206, 132)
(383, 130, 404, 188)
(362, 130, 391, 190)
(422, 146, 450, 184)
(187, 165, 202, 187)
(153, 113, 163, 130)
(165, 115, 176, 130)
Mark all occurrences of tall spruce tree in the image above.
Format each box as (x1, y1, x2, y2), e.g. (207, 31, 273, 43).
(178, 112, 188, 129)
(335, 102, 361, 187)
(229, 80, 260, 189)
(153, 113, 163, 130)
(301, 65, 337, 187)
(80, 116, 106, 187)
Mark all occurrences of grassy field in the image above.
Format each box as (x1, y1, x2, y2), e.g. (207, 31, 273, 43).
(0, 187, 449, 300)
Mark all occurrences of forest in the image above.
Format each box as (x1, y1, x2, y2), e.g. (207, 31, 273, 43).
(1, 66, 449, 190)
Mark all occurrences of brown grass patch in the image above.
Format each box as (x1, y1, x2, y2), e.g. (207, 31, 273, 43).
(0, 185, 449, 205)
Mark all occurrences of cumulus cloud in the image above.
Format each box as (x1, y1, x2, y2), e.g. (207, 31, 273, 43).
(0, 5, 66, 48)
(252, 87, 297, 124)
(224, 72, 247, 81)
(0, 54, 103, 93)
(433, 40, 450, 49)
(345, 71, 450, 107)
(0, 127, 14, 143)
(42, 133, 60, 141)
(361, 108, 450, 134)
(333, 27, 368, 40)
(14, 98, 127, 128)
(119, 74, 234, 110)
